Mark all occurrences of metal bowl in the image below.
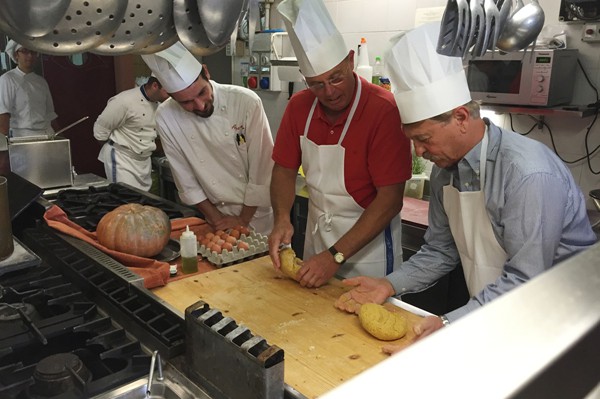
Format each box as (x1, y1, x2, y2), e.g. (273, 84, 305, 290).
(590, 189, 600, 212)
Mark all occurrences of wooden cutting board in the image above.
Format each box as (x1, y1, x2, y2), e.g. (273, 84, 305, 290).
(152, 256, 423, 398)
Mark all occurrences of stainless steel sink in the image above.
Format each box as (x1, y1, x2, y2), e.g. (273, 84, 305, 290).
(93, 377, 203, 399)
(92, 355, 212, 399)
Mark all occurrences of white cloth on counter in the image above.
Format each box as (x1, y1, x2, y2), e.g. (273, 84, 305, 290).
(155, 80, 274, 235)
(94, 86, 160, 191)
(0, 67, 57, 138)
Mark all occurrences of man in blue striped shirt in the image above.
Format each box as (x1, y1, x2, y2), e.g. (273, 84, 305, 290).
(335, 22, 597, 343)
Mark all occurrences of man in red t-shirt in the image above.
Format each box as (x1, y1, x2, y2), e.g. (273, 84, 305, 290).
(269, 0, 412, 288)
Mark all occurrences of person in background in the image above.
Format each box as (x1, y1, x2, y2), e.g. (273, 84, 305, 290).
(0, 40, 59, 139)
(141, 42, 274, 235)
(335, 22, 597, 346)
(267, 0, 412, 288)
(93, 76, 169, 191)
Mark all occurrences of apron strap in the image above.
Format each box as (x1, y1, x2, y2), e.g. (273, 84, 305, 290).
(303, 76, 363, 144)
(449, 127, 489, 188)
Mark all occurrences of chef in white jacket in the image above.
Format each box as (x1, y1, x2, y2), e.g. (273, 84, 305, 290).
(142, 42, 274, 235)
(93, 76, 169, 191)
(0, 40, 58, 139)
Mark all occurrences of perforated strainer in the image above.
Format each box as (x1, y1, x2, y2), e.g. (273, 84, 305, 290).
(0, 0, 71, 38)
(90, 0, 173, 55)
(6, 1, 127, 55)
(135, 9, 179, 54)
(173, 0, 224, 56)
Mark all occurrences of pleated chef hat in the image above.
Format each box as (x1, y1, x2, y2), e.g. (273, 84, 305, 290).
(5, 40, 24, 63)
(141, 42, 202, 93)
(277, 0, 348, 78)
(385, 22, 471, 124)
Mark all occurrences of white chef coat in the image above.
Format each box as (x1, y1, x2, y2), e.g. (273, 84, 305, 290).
(94, 86, 159, 191)
(155, 80, 274, 235)
(0, 67, 57, 138)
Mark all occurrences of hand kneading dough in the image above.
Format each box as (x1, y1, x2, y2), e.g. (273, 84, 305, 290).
(359, 303, 408, 341)
(279, 248, 302, 279)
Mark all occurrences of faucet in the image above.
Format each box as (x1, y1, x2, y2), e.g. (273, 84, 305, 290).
(146, 350, 164, 397)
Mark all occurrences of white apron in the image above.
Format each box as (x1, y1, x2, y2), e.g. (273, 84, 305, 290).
(443, 130, 508, 296)
(300, 78, 403, 279)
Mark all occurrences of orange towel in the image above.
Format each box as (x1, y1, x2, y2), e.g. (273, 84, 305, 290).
(43, 205, 210, 289)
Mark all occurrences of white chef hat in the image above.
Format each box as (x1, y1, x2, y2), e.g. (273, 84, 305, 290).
(141, 41, 203, 93)
(277, 0, 348, 78)
(385, 22, 471, 124)
(5, 40, 24, 63)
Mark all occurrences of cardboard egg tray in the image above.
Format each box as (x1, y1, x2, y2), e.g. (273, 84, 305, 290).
(198, 231, 269, 267)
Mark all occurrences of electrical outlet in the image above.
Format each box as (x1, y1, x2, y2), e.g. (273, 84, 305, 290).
(582, 24, 600, 42)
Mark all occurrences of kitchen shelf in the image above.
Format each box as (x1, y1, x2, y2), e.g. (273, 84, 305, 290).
(481, 104, 597, 118)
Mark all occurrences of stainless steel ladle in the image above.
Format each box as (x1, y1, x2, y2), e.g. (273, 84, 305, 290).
(496, 0, 545, 52)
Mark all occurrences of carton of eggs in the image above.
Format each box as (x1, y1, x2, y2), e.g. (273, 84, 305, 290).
(198, 226, 268, 267)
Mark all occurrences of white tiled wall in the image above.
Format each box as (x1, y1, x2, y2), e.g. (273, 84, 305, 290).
(256, 0, 600, 209)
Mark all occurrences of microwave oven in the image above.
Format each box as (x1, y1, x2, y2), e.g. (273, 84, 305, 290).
(465, 49, 578, 107)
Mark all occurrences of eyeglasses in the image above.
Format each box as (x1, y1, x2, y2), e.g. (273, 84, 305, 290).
(16, 49, 38, 57)
(304, 63, 350, 92)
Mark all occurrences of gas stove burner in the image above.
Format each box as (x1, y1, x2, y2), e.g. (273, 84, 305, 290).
(0, 303, 35, 322)
(31, 353, 91, 397)
(49, 183, 194, 231)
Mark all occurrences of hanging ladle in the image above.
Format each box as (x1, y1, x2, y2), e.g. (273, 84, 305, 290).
(496, 0, 545, 52)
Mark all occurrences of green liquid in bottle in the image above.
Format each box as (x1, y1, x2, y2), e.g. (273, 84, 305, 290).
(182, 256, 198, 274)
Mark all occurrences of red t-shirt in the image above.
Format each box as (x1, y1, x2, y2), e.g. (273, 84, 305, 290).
(272, 76, 412, 209)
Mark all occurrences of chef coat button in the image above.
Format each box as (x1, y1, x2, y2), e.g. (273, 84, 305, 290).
(212, 180, 216, 185)
(225, 132, 229, 136)
(220, 201, 225, 206)
(238, 174, 243, 178)
(200, 159, 204, 163)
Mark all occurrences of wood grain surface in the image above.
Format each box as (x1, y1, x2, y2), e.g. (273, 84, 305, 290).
(152, 256, 423, 398)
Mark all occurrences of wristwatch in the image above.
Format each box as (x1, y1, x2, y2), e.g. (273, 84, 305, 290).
(328, 245, 346, 265)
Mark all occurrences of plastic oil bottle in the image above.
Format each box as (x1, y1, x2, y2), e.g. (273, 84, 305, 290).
(356, 38, 373, 82)
(372, 56, 383, 86)
(180, 225, 198, 274)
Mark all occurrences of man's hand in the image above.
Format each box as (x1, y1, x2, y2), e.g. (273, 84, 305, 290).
(334, 276, 395, 314)
(268, 220, 294, 270)
(296, 250, 339, 288)
(413, 316, 444, 342)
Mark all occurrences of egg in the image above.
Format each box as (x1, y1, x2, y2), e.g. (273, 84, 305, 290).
(229, 229, 240, 239)
(237, 241, 249, 251)
(211, 234, 221, 243)
(222, 242, 234, 252)
(200, 237, 211, 247)
(210, 243, 222, 254)
(225, 236, 237, 244)
(216, 239, 225, 246)
(239, 226, 251, 236)
(205, 232, 215, 240)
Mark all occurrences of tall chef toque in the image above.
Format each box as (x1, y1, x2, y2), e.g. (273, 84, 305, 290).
(277, 0, 348, 78)
(5, 40, 24, 63)
(385, 22, 471, 124)
(141, 42, 202, 93)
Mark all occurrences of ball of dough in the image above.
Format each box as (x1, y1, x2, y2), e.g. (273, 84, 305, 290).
(279, 248, 302, 279)
(358, 303, 408, 341)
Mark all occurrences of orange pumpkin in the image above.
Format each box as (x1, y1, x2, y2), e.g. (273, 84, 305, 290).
(96, 204, 171, 257)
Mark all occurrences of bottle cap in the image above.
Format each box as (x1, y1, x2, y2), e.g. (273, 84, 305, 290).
(169, 265, 177, 275)
(181, 225, 195, 239)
